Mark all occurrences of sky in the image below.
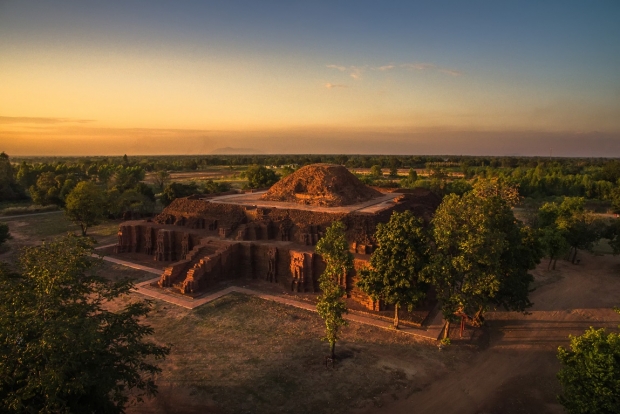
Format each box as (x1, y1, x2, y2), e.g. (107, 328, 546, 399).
(1, 1, 619, 156)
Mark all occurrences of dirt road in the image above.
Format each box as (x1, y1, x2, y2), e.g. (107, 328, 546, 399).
(365, 252, 620, 414)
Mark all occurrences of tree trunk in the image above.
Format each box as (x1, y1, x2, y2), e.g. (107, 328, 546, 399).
(393, 303, 399, 329)
(553, 258, 558, 270)
(443, 320, 451, 339)
(80, 224, 87, 237)
(473, 306, 485, 327)
(330, 341, 335, 360)
(572, 248, 578, 264)
(548, 256, 553, 270)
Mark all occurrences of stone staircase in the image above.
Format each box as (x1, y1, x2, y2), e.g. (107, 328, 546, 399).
(158, 239, 225, 288)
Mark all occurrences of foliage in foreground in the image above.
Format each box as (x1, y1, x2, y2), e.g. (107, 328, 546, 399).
(0, 235, 169, 413)
(557, 310, 620, 414)
(315, 221, 352, 359)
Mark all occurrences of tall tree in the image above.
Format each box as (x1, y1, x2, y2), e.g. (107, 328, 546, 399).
(0, 235, 169, 413)
(64, 181, 106, 236)
(370, 165, 383, 178)
(540, 226, 570, 270)
(153, 170, 170, 191)
(357, 210, 429, 328)
(0, 152, 25, 201)
(427, 192, 541, 336)
(538, 197, 602, 264)
(315, 221, 353, 360)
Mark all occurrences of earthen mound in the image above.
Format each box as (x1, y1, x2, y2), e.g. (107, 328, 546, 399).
(261, 164, 382, 207)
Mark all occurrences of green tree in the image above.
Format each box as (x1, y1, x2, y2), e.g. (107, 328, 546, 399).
(315, 221, 353, 359)
(29, 171, 61, 206)
(557, 313, 620, 414)
(472, 177, 522, 207)
(160, 182, 199, 206)
(370, 165, 383, 178)
(117, 189, 155, 219)
(244, 165, 279, 189)
(399, 168, 419, 189)
(539, 197, 602, 263)
(540, 226, 570, 270)
(357, 210, 429, 328)
(427, 192, 540, 336)
(153, 170, 170, 191)
(0, 235, 169, 413)
(0, 153, 25, 201)
(65, 181, 107, 236)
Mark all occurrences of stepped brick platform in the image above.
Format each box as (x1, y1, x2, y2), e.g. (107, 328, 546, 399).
(114, 164, 440, 311)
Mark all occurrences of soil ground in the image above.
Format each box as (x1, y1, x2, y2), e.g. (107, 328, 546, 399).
(360, 251, 620, 414)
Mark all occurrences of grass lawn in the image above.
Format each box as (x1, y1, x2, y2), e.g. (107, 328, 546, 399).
(124, 293, 465, 414)
(93, 260, 157, 283)
(0, 213, 123, 263)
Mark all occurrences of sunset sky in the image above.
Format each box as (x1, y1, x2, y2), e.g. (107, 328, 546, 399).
(1, 1, 619, 156)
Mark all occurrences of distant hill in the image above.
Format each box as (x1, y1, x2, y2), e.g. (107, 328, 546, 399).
(210, 147, 262, 155)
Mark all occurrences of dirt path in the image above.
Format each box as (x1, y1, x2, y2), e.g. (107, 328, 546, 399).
(363, 252, 620, 414)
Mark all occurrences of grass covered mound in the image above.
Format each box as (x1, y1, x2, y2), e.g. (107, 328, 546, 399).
(261, 164, 382, 207)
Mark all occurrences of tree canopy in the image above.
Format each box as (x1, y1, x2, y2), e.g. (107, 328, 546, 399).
(557, 314, 620, 414)
(427, 191, 541, 333)
(538, 197, 603, 263)
(0, 235, 169, 413)
(64, 181, 107, 236)
(315, 221, 352, 359)
(243, 165, 279, 189)
(357, 210, 429, 328)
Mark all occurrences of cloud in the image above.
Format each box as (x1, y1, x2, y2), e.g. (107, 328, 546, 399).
(349, 66, 364, 80)
(325, 83, 347, 89)
(401, 63, 436, 70)
(0, 116, 95, 124)
(327, 64, 365, 80)
(401, 63, 463, 76)
(439, 68, 463, 76)
(326, 64, 347, 72)
(327, 62, 463, 80)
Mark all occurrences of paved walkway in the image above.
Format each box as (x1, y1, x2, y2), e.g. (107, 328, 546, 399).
(99, 253, 444, 341)
(93, 254, 162, 275)
(94, 243, 118, 250)
(0, 210, 63, 220)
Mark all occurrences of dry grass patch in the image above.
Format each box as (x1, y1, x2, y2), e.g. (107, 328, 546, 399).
(127, 293, 466, 414)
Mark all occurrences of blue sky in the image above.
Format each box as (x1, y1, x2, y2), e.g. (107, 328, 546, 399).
(1, 1, 619, 155)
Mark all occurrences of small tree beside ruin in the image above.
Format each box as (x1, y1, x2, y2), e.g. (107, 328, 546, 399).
(315, 221, 353, 360)
(357, 210, 429, 329)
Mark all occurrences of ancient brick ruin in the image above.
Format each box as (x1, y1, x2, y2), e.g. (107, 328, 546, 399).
(115, 164, 440, 309)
